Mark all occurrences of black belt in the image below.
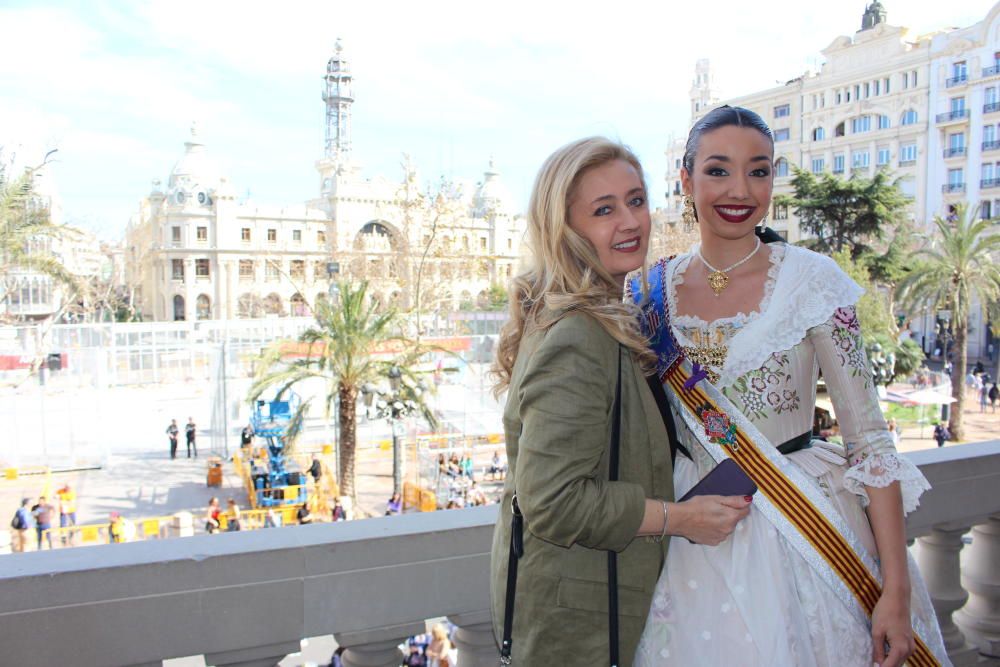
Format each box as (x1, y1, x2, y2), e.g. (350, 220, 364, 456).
(777, 430, 815, 455)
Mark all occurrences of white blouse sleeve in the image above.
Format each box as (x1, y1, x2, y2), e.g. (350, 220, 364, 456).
(807, 306, 930, 514)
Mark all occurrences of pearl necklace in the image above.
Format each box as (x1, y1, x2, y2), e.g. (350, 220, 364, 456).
(698, 238, 762, 296)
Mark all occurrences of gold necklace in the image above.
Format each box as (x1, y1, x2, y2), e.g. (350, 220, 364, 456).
(698, 238, 762, 296)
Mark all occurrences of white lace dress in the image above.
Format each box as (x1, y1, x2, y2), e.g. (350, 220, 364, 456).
(634, 244, 949, 667)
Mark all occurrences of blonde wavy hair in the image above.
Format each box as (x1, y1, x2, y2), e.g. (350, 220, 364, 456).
(491, 137, 654, 396)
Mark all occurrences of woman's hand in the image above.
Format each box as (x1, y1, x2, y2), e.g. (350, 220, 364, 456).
(871, 590, 914, 667)
(669, 495, 751, 545)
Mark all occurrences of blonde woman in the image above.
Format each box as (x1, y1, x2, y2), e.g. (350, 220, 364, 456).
(426, 623, 456, 667)
(490, 137, 750, 665)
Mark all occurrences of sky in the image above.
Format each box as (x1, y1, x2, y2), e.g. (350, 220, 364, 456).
(0, 0, 992, 241)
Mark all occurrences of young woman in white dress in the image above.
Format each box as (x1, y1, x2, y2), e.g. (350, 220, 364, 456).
(632, 106, 949, 667)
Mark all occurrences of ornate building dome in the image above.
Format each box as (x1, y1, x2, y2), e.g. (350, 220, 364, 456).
(166, 123, 222, 208)
(471, 159, 514, 217)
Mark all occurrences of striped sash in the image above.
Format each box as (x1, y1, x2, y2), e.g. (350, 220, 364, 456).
(629, 258, 942, 667)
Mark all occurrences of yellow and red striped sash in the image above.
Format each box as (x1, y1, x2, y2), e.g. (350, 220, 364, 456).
(664, 360, 941, 667)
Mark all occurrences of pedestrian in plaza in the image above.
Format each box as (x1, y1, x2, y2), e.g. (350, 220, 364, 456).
(31, 496, 55, 550)
(385, 492, 402, 515)
(425, 623, 456, 667)
(990, 383, 999, 413)
(331, 498, 347, 521)
(934, 422, 950, 448)
(296, 502, 312, 525)
(226, 498, 241, 531)
(108, 512, 125, 543)
(240, 423, 254, 450)
(205, 497, 221, 534)
(309, 454, 322, 484)
(166, 419, 179, 459)
(402, 644, 427, 667)
(185, 417, 198, 458)
(9, 498, 30, 553)
(487, 450, 506, 480)
(57, 484, 77, 545)
(981, 382, 990, 413)
(460, 452, 474, 479)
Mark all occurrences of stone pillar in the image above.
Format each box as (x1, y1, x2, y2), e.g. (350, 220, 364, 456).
(0, 529, 11, 555)
(204, 640, 301, 667)
(955, 516, 1000, 658)
(171, 511, 194, 538)
(914, 526, 979, 666)
(447, 610, 498, 667)
(334, 622, 425, 667)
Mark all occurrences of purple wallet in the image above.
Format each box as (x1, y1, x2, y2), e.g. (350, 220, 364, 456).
(679, 458, 758, 502)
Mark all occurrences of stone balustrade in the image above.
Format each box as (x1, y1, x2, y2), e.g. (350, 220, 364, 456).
(0, 441, 998, 667)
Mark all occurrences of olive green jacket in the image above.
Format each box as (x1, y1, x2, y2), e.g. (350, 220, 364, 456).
(490, 313, 674, 666)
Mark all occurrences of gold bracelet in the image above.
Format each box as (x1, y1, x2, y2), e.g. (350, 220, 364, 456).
(653, 499, 669, 543)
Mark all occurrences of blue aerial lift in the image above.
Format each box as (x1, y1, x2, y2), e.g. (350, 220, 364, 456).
(247, 394, 308, 507)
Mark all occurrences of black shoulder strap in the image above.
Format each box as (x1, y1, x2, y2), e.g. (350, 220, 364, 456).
(607, 347, 622, 667)
(646, 374, 689, 463)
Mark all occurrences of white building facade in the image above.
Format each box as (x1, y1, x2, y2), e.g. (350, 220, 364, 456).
(664, 2, 1000, 360)
(126, 41, 525, 323)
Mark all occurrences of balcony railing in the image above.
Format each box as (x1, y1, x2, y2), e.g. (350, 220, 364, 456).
(982, 178, 1000, 190)
(985, 102, 1000, 115)
(984, 140, 1000, 152)
(2, 445, 1000, 666)
(937, 109, 970, 123)
(945, 75, 968, 88)
(943, 183, 967, 193)
(943, 146, 967, 158)
(984, 64, 1000, 78)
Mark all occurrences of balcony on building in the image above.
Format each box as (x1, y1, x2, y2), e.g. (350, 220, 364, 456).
(942, 183, 967, 194)
(983, 64, 1000, 79)
(985, 102, 1000, 116)
(984, 140, 1000, 153)
(944, 74, 969, 88)
(2, 443, 1000, 667)
(936, 109, 970, 124)
(943, 146, 967, 159)
(982, 178, 1000, 190)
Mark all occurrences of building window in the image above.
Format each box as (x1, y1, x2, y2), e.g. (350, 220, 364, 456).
(196, 294, 211, 320)
(877, 148, 890, 166)
(773, 204, 789, 220)
(833, 154, 845, 173)
(811, 157, 825, 174)
(774, 128, 790, 142)
(950, 97, 966, 113)
(982, 201, 993, 220)
(774, 104, 790, 118)
(952, 61, 968, 82)
(195, 259, 210, 278)
(317, 230, 326, 245)
(812, 127, 825, 141)
(172, 259, 184, 280)
(852, 151, 870, 169)
(265, 261, 280, 281)
(290, 260, 305, 279)
(863, 82, 870, 98)
(239, 260, 254, 279)
(877, 114, 891, 130)
(949, 133, 966, 151)
(948, 168, 964, 187)
(835, 122, 846, 137)
(171, 226, 181, 245)
(985, 125, 997, 144)
(241, 227, 251, 242)
(196, 226, 207, 242)
(507, 238, 513, 251)
(982, 163, 995, 182)
(874, 80, 880, 96)
(854, 85, 860, 100)
(851, 116, 871, 133)
(480, 237, 487, 251)
(899, 143, 917, 163)
(292, 229, 302, 243)
(836, 91, 842, 104)
(775, 158, 789, 177)
(912, 70, 918, 87)
(901, 110, 918, 125)
(884, 77, 890, 94)
(986, 87, 998, 106)
(267, 228, 277, 243)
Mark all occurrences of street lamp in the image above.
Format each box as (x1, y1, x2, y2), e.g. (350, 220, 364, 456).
(362, 366, 423, 497)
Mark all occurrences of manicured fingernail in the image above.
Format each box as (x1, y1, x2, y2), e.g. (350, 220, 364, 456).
(744, 496, 753, 502)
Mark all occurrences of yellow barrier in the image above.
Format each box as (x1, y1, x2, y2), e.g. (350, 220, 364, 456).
(4, 467, 16, 480)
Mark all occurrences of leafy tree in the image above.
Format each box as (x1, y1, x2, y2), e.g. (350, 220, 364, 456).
(777, 167, 908, 259)
(248, 281, 439, 501)
(0, 151, 82, 321)
(896, 204, 1000, 441)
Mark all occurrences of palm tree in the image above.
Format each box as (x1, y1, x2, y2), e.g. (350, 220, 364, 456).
(0, 152, 82, 321)
(897, 204, 1000, 441)
(248, 280, 439, 501)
